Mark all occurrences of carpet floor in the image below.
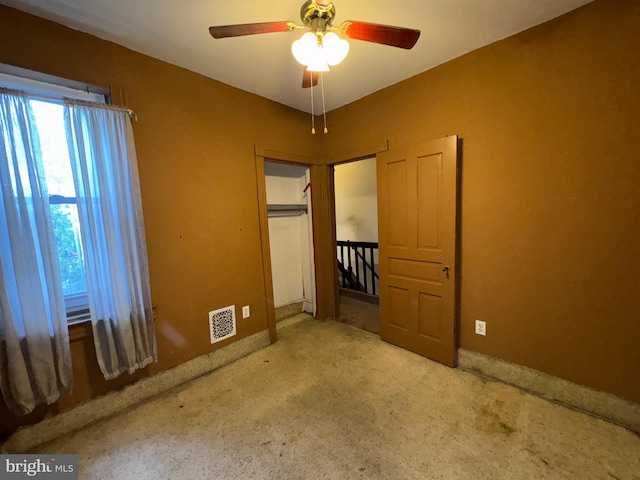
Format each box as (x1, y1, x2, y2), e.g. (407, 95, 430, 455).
(34, 315, 640, 479)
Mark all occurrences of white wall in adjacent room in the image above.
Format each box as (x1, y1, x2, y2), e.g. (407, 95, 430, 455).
(334, 157, 378, 243)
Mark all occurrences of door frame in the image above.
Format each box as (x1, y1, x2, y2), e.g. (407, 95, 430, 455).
(255, 146, 327, 341)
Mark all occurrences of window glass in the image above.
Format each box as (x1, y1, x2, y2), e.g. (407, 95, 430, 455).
(30, 100, 87, 298)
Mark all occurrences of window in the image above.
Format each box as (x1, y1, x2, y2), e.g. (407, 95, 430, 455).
(1, 66, 157, 409)
(0, 66, 108, 319)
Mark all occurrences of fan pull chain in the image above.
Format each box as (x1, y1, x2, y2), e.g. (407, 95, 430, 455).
(320, 72, 328, 134)
(310, 70, 316, 134)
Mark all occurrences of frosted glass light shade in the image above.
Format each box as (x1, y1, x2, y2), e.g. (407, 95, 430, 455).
(323, 32, 349, 66)
(292, 32, 320, 65)
(306, 56, 330, 72)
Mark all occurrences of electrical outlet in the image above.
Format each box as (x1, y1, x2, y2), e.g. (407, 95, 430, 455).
(242, 305, 250, 319)
(475, 320, 486, 336)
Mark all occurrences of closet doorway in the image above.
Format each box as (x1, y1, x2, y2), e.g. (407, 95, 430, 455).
(264, 161, 316, 322)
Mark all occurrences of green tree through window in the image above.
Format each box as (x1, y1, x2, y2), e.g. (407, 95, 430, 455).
(50, 204, 86, 296)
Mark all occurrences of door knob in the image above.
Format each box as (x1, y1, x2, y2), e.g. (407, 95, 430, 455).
(442, 266, 450, 278)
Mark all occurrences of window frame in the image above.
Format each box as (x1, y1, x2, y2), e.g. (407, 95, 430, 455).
(49, 194, 90, 320)
(0, 63, 110, 103)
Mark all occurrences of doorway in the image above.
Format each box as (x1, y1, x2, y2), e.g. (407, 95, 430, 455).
(333, 157, 380, 335)
(264, 161, 316, 322)
(330, 135, 459, 368)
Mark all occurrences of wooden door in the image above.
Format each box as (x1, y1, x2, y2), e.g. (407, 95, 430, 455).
(377, 136, 458, 367)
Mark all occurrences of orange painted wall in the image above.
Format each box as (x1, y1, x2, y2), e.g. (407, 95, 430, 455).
(323, 0, 640, 403)
(0, 5, 314, 436)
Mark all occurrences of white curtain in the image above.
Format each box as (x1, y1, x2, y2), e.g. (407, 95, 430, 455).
(64, 103, 156, 380)
(0, 92, 73, 414)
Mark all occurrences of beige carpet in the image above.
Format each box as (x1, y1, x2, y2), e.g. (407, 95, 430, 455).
(34, 316, 640, 479)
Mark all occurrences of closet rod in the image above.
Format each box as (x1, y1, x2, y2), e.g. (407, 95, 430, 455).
(267, 203, 308, 217)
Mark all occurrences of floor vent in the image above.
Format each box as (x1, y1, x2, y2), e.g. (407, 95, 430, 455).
(209, 305, 237, 344)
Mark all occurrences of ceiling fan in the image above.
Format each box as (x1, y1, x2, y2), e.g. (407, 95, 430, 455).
(209, 0, 421, 89)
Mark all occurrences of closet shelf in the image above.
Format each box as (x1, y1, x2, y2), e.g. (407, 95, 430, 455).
(267, 203, 308, 217)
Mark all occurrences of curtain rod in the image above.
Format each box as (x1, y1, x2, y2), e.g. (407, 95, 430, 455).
(0, 87, 137, 122)
(63, 97, 137, 122)
(0, 86, 29, 97)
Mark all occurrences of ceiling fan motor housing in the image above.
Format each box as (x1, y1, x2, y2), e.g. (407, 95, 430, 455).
(300, 0, 336, 32)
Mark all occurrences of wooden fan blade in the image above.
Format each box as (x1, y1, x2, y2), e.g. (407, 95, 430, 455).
(302, 69, 319, 89)
(209, 22, 294, 39)
(341, 21, 420, 49)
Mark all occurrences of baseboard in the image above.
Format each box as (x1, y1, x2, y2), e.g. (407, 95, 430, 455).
(275, 302, 304, 322)
(458, 349, 640, 434)
(2, 329, 272, 453)
(276, 312, 311, 330)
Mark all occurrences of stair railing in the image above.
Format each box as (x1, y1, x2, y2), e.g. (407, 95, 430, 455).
(337, 240, 379, 295)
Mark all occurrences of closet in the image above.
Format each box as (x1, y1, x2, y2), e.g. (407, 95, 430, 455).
(264, 162, 315, 316)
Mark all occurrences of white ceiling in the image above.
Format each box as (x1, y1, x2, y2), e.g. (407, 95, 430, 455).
(1, 0, 594, 113)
